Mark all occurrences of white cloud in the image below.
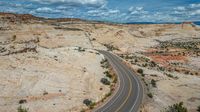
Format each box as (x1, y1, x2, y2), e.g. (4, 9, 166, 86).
(136, 7, 143, 11)
(30, 0, 106, 6)
(128, 6, 148, 15)
(87, 9, 120, 17)
(35, 7, 61, 13)
(190, 3, 200, 8)
(190, 9, 200, 16)
(174, 6, 186, 11)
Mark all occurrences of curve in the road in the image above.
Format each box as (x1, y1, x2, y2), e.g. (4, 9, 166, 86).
(94, 51, 143, 112)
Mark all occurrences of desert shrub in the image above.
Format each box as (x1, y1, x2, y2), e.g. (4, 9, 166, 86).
(197, 105, 200, 112)
(83, 99, 96, 109)
(92, 38, 96, 41)
(100, 59, 107, 64)
(159, 67, 165, 71)
(19, 99, 27, 104)
(103, 71, 109, 75)
(163, 102, 187, 112)
(89, 102, 96, 109)
(43, 91, 48, 95)
(113, 77, 117, 83)
(101, 78, 110, 85)
(147, 93, 153, 98)
(142, 63, 148, 67)
(135, 59, 138, 63)
(165, 73, 179, 79)
(83, 99, 92, 106)
(100, 59, 109, 69)
(104, 71, 112, 79)
(151, 79, 157, 87)
(103, 44, 119, 51)
(106, 74, 112, 79)
(137, 68, 144, 74)
(150, 61, 156, 67)
(105, 92, 112, 97)
(166, 73, 173, 78)
(17, 106, 28, 112)
(141, 73, 145, 77)
(77, 47, 85, 52)
(80, 110, 85, 112)
(12, 35, 17, 41)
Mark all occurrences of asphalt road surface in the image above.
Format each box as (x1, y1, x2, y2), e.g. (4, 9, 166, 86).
(94, 51, 143, 112)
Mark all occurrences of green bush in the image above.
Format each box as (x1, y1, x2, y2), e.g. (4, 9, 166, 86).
(83, 99, 96, 109)
(18, 106, 28, 112)
(141, 73, 145, 77)
(147, 93, 153, 98)
(104, 71, 112, 79)
(77, 47, 85, 52)
(100, 59, 109, 69)
(150, 61, 156, 67)
(19, 99, 27, 104)
(137, 68, 144, 74)
(197, 105, 200, 112)
(151, 79, 157, 87)
(101, 78, 110, 85)
(89, 102, 96, 109)
(163, 102, 187, 112)
(83, 99, 92, 106)
(113, 77, 117, 83)
(105, 92, 112, 97)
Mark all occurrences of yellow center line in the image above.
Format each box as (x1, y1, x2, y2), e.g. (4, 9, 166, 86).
(115, 64, 133, 112)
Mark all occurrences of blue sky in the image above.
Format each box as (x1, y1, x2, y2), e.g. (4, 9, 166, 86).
(0, 0, 200, 23)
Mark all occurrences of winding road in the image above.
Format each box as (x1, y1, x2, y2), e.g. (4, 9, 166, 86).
(94, 51, 143, 112)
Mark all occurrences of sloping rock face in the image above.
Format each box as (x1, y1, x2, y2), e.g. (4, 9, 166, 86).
(0, 13, 110, 112)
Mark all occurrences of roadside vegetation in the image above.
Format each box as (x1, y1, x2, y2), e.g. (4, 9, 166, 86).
(162, 102, 187, 112)
(76, 47, 85, 52)
(147, 93, 153, 98)
(197, 105, 200, 112)
(19, 99, 27, 104)
(151, 79, 157, 88)
(83, 99, 96, 109)
(17, 106, 28, 112)
(103, 44, 119, 51)
(100, 59, 109, 69)
(82, 58, 118, 111)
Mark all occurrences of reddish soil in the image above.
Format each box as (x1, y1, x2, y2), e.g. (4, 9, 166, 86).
(149, 55, 187, 66)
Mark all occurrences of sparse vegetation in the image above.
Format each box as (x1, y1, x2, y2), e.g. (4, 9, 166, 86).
(165, 73, 178, 79)
(103, 44, 119, 51)
(104, 71, 112, 78)
(137, 68, 144, 74)
(105, 92, 112, 97)
(147, 93, 153, 98)
(19, 99, 27, 104)
(12, 35, 16, 41)
(17, 106, 28, 112)
(77, 47, 85, 52)
(162, 102, 187, 112)
(54, 27, 83, 31)
(151, 79, 157, 87)
(101, 78, 110, 85)
(83, 99, 92, 106)
(43, 91, 48, 95)
(80, 110, 85, 112)
(197, 105, 200, 112)
(159, 40, 200, 51)
(100, 59, 109, 69)
(83, 99, 96, 109)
